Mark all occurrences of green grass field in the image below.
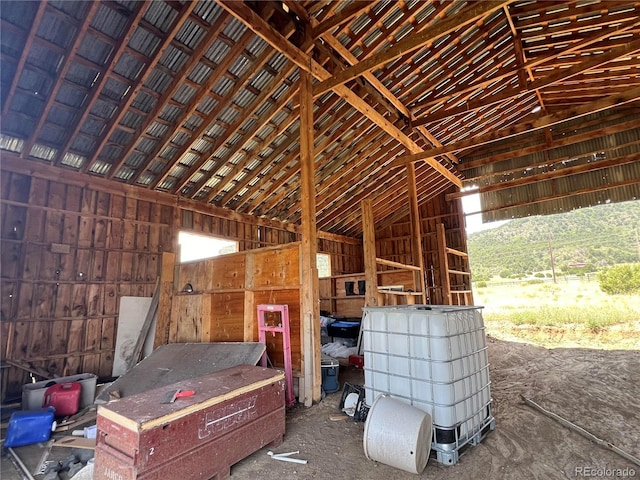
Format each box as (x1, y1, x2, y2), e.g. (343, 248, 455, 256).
(473, 279, 640, 350)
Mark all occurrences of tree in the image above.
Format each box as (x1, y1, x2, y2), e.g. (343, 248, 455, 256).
(598, 263, 640, 295)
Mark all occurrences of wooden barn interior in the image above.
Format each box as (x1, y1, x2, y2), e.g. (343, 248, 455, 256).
(1, 0, 639, 440)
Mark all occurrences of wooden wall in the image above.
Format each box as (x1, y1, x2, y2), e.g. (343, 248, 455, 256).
(1, 159, 363, 403)
(1, 169, 174, 400)
(376, 187, 471, 305)
(163, 244, 304, 374)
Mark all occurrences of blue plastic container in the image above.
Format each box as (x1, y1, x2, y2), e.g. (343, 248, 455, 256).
(321, 356, 340, 393)
(4, 408, 56, 447)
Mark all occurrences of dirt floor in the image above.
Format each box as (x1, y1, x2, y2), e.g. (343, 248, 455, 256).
(230, 336, 639, 480)
(2, 336, 638, 479)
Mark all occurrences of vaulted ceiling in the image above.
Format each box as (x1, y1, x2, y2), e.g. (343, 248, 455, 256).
(1, 0, 639, 237)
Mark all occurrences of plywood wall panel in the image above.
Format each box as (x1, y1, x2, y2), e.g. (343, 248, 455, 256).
(170, 294, 205, 343)
(210, 292, 245, 342)
(210, 255, 245, 290)
(252, 289, 302, 373)
(252, 245, 300, 288)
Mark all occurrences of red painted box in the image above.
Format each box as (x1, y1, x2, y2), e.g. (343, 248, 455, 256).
(42, 382, 81, 416)
(94, 365, 285, 480)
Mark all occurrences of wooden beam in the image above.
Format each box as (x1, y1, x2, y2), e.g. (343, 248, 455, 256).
(449, 152, 640, 199)
(53, 2, 149, 166)
(218, 0, 461, 188)
(406, 164, 427, 303)
(298, 70, 321, 406)
(114, 12, 233, 183)
(436, 223, 452, 305)
(21, 2, 101, 158)
(414, 36, 640, 126)
(391, 85, 640, 168)
(361, 199, 378, 307)
(91, 2, 198, 175)
(311, 1, 375, 39)
(0, 1, 47, 118)
(313, 1, 509, 96)
(375, 258, 422, 271)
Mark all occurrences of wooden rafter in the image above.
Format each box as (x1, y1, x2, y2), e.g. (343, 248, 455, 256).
(89, 2, 197, 176)
(53, 2, 149, 167)
(218, 0, 462, 188)
(112, 10, 234, 183)
(149, 30, 275, 190)
(313, 1, 510, 96)
(392, 85, 640, 168)
(0, 1, 47, 119)
(21, 2, 101, 159)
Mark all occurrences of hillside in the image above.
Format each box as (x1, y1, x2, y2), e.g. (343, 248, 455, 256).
(467, 200, 640, 279)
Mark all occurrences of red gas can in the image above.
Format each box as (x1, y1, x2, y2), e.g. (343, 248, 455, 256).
(42, 382, 81, 416)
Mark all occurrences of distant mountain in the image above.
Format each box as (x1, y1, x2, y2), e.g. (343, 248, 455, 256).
(467, 200, 640, 279)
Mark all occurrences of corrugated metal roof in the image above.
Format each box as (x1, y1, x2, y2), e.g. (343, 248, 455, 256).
(194, 2, 222, 25)
(80, 117, 105, 136)
(70, 135, 95, 154)
(172, 83, 196, 105)
(160, 44, 189, 72)
(66, 62, 99, 88)
(175, 19, 205, 50)
(102, 77, 129, 101)
(121, 111, 143, 130)
(159, 145, 178, 160)
(144, 68, 172, 94)
(2, 0, 639, 237)
(27, 43, 63, 73)
(183, 114, 203, 131)
(37, 13, 76, 49)
(30, 143, 57, 161)
(131, 91, 156, 113)
(90, 3, 129, 39)
(61, 152, 85, 168)
(77, 33, 113, 65)
(143, 2, 178, 33)
(188, 62, 212, 84)
(204, 38, 230, 63)
(222, 18, 246, 43)
(196, 95, 217, 115)
(0, 135, 24, 153)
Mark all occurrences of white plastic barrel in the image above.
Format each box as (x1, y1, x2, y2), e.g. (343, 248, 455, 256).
(363, 394, 432, 474)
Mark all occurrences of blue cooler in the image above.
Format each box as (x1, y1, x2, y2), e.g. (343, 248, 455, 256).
(4, 408, 56, 447)
(321, 356, 340, 393)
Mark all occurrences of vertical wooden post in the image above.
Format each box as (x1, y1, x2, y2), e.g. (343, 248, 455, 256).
(243, 251, 256, 342)
(407, 164, 427, 303)
(153, 252, 175, 349)
(299, 69, 321, 405)
(436, 223, 452, 305)
(361, 199, 378, 307)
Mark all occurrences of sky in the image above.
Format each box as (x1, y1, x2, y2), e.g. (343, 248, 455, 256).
(461, 191, 510, 235)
